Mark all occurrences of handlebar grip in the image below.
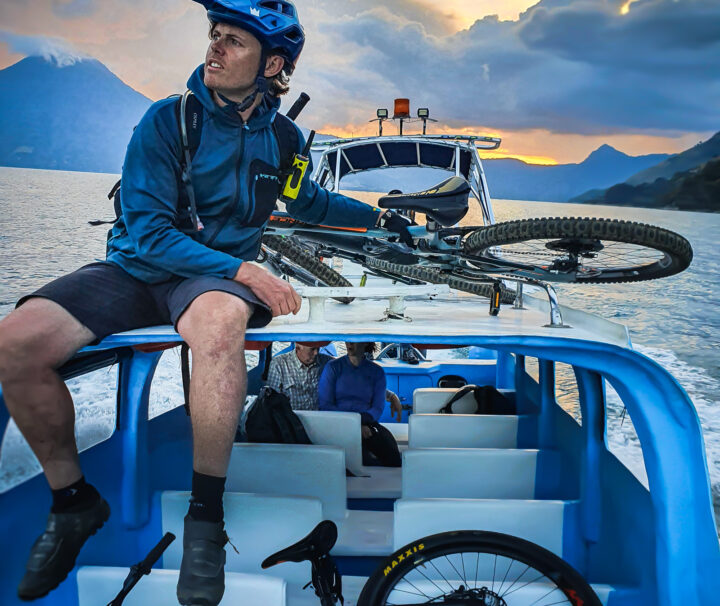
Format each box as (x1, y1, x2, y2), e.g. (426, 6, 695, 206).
(286, 92, 310, 121)
(139, 533, 175, 573)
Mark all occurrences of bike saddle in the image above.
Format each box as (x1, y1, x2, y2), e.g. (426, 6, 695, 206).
(261, 520, 338, 568)
(377, 176, 470, 226)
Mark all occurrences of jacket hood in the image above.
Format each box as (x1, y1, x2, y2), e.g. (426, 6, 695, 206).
(187, 64, 280, 132)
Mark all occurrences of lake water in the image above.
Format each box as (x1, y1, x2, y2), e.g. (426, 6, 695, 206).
(1, 166, 719, 530)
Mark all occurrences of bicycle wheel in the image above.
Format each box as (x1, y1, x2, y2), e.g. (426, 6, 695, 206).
(357, 531, 601, 606)
(463, 217, 692, 283)
(262, 235, 354, 304)
(364, 258, 516, 304)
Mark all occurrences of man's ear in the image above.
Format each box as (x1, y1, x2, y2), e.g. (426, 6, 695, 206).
(264, 54, 285, 78)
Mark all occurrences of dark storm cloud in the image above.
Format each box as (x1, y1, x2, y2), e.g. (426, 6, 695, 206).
(321, 0, 720, 134)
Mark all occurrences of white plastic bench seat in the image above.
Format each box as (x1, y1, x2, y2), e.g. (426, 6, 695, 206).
(402, 448, 558, 500)
(394, 498, 580, 560)
(335, 509, 394, 556)
(162, 492, 322, 584)
(408, 413, 531, 449)
(225, 443, 395, 556)
(227, 443, 347, 521)
(347, 466, 402, 499)
(77, 567, 286, 606)
(296, 410, 364, 475)
(413, 387, 516, 414)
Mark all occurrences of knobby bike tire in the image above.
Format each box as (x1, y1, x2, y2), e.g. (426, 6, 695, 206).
(364, 257, 516, 304)
(463, 217, 692, 283)
(262, 235, 354, 304)
(357, 530, 602, 606)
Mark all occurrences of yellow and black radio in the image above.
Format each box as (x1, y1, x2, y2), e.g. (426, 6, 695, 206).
(280, 130, 315, 203)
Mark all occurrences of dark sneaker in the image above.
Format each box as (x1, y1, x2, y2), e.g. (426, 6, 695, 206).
(177, 515, 228, 606)
(18, 497, 110, 601)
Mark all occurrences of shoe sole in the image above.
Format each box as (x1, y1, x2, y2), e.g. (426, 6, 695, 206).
(17, 504, 110, 602)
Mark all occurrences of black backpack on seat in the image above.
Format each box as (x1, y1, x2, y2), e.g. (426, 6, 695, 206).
(244, 386, 312, 444)
(439, 384, 515, 415)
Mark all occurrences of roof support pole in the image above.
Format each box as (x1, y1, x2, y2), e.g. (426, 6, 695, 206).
(117, 349, 163, 529)
(574, 367, 605, 558)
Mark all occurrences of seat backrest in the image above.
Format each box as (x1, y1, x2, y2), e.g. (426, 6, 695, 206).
(408, 414, 519, 448)
(295, 410, 363, 474)
(402, 448, 542, 499)
(226, 443, 347, 520)
(414, 387, 477, 414)
(393, 498, 576, 558)
(161, 491, 323, 584)
(413, 387, 515, 414)
(78, 567, 286, 606)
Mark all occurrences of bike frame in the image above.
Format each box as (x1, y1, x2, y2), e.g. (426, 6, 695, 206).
(265, 213, 580, 283)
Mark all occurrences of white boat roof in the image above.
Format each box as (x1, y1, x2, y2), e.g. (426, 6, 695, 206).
(92, 287, 630, 351)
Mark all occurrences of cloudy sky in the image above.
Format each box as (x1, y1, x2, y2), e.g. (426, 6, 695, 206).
(1, 0, 718, 164)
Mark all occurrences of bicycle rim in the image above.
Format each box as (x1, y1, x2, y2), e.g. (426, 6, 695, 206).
(358, 531, 601, 606)
(463, 217, 692, 283)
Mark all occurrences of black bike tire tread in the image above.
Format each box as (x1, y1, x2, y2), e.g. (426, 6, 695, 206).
(357, 530, 602, 606)
(463, 216, 692, 283)
(262, 235, 354, 304)
(364, 257, 516, 304)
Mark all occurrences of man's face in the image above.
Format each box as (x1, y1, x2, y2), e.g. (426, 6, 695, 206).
(204, 22, 263, 98)
(295, 344, 320, 366)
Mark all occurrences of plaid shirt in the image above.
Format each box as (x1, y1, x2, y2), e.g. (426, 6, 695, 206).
(266, 351, 334, 411)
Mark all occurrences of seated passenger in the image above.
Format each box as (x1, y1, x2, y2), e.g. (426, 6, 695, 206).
(266, 342, 403, 418)
(266, 342, 334, 411)
(318, 342, 402, 467)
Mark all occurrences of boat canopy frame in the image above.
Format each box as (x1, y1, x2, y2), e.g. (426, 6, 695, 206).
(310, 134, 500, 225)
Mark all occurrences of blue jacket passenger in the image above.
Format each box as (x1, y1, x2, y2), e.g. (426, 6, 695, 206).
(106, 65, 381, 283)
(318, 355, 387, 424)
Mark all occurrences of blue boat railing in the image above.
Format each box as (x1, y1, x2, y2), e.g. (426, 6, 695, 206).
(1, 328, 719, 605)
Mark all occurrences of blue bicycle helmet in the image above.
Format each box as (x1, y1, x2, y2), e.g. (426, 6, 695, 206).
(194, 0, 304, 64)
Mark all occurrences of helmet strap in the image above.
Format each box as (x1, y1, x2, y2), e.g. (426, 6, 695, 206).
(216, 48, 269, 115)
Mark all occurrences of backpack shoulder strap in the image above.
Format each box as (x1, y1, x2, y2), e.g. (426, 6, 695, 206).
(272, 112, 300, 174)
(177, 91, 204, 162)
(439, 384, 478, 414)
(175, 90, 204, 231)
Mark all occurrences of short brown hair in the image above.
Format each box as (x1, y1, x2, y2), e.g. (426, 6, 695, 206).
(208, 22, 292, 97)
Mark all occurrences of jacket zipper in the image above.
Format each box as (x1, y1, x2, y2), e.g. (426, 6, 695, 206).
(205, 124, 247, 247)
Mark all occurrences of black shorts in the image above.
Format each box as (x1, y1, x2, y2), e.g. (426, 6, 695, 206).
(16, 262, 272, 343)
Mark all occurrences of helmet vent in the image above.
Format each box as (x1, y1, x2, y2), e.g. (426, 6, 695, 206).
(258, 1, 296, 17)
(284, 26, 303, 42)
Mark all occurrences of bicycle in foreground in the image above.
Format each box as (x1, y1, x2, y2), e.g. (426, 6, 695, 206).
(260, 176, 693, 304)
(262, 520, 603, 606)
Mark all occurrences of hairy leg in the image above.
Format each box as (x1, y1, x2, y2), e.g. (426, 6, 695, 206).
(177, 291, 251, 476)
(0, 298, 95, 489)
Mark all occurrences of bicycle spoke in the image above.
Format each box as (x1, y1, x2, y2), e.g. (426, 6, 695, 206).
(427, 558, 456, 592)
(442, 554, 468, 588)
(528, 584, 566, 606)
(496, 556, 516, 596)
(497, 562, 532, 596)
(415, 562, 452, 595)
(474, 552, 479, 590)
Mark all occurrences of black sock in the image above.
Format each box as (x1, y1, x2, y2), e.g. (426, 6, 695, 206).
(51, 476, 100, 513)
(188, 472, 226, 523)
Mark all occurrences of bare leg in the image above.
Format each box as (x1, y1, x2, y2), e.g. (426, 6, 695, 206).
(0, 298, 95, 489)
(176, 291, 251, 476)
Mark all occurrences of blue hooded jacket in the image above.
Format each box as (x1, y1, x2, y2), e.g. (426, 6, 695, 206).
(106, 65, 382, 283)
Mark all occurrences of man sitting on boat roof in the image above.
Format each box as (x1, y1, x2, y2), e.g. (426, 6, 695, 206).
(265, 341, 403, 417)
(0, 1, 412, 604)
